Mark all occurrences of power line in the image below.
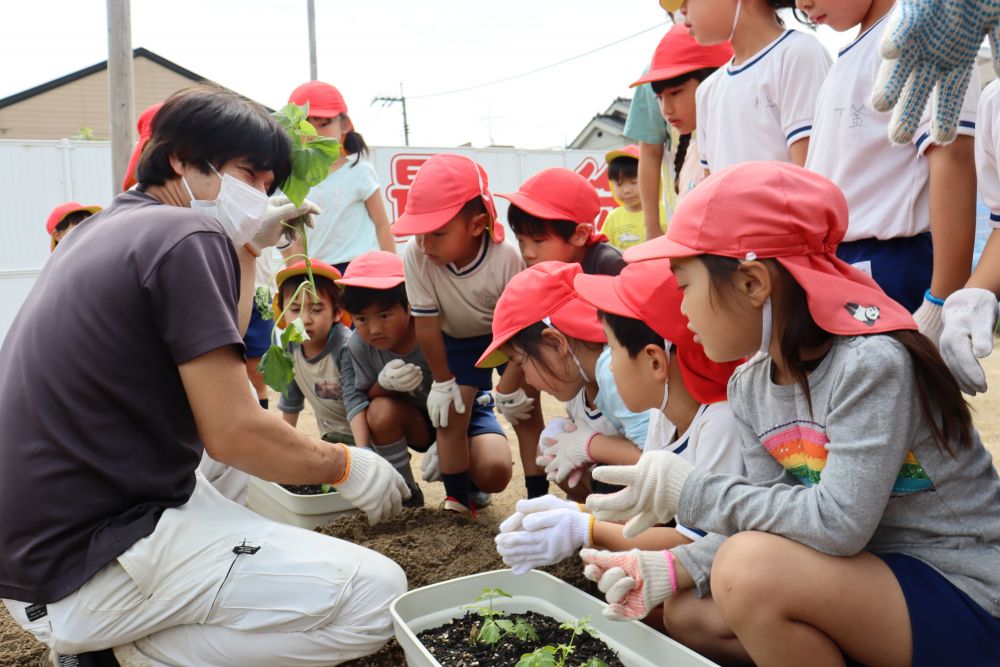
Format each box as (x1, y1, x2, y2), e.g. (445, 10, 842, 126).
(408, 22, 668, 99)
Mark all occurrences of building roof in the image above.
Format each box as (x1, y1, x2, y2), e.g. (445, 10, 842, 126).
(0, 47, 209, 111)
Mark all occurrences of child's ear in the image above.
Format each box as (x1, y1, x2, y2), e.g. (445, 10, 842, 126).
(540, 327, 570, 355)
(643, 344, 670, 383)
(569, 223, 592, 248)
(469, 211, 490, 237)
(736, 260, 773, 308)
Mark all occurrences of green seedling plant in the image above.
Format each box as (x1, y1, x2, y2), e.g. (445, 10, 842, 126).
(516, 615, 609, 667)
(254, 102, 340, 393)
(464, 588, 537, 647)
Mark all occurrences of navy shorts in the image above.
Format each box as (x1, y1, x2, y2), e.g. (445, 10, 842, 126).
(836, 232, 932, 313)
(243, 307, 275, 359)
(844, 553, 1000, 667)
(442, 332, 506, 390)
(418, 390, 506, 439)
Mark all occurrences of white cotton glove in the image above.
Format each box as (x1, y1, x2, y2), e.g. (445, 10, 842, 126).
(940, 287, 999, 395)
(250, 195, 320, 250)
(540, 427, 598, 487)
(586, 451, 694, 539)
(334, 445, 410, 525)
(495, 509, 593, 574)
(913, 294, 945, 347)
(498, 494, 585, 533)
(378, 359, 424, 393)
(539, 417, 573, 455)
(580, 548, 673, 621)
(493, 388, 535, 425)
(871, 0, 1000, 144)
(427, 378, 465, 429)
(420, 442, 441, 483)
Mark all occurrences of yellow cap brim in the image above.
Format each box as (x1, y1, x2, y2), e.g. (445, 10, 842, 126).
(659, 0, 682, 10)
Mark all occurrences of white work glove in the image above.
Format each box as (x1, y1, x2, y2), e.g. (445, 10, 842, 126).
(378, 359, 424, 393)
(940, 287, 999, 395)
(498, 494, 585, 533)
(913, 294, 945, 347)
(420, 442, 441, 483)
(249, 195, 320, 250)
(540, 426, 597, 487)
(493, 388, 535, 425)
(334, 445, 410, 525)
(539, 417, 573, 455)
(427, 378, 465, 429)
(586, 451, 694, 539)
(495, 509, 593, 575)
(580, 548, 673, 621)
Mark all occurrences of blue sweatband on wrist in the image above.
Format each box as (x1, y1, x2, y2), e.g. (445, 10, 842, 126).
(924, 289, 945, 307)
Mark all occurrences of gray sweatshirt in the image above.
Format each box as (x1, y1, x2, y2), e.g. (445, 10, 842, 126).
(672, 335, 1000, 616)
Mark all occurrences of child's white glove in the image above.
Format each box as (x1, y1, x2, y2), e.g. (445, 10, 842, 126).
(498, 494, 585, 533)
(427, 378, 465, 428)
(940, 287, 999, 395)
(334, 445, 410, 525)
(495, 509, 593, 574)
(913, 294, 945, 346)
(541, 426, 597, 487)
(539, 417, 573, 455)
(586, 451, 694, 539)
(378, 359, 424, 393)
(580, 548, 674, 621)
(420, 442, 441, 483)
(249, 195, 320, 250)
(493, 388, 535, 425)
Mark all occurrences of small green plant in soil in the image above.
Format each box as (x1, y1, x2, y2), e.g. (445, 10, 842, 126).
(464, 587, 538, 646)
(516, 615, 609, 667)
(282, 483, 336, 495)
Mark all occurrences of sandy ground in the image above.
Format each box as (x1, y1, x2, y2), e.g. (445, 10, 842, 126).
(4, 357, 1000, 666)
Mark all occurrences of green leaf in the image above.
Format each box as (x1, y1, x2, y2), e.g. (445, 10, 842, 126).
(320, 483, 335, 493)
(516, 647, 557, 667)
(495, 619, 514, 633)
(257, 345, 295, 393)
(254, 286, 273, 320)
(272, 102, 340, 207)
(475, 587, 513, 602)
(280, 317, 310, 348)
(513, 618, 538, 642)
(477, 620, 501, 645)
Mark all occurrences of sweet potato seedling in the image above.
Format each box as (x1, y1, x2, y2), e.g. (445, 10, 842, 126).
(516, 615, 609, 667)
(464, 587, 538, 647)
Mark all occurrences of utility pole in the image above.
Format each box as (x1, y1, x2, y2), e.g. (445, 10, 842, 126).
(307, 0, 318, 79)
(372, 83, 410, 146)
(106, 0, 134, 193)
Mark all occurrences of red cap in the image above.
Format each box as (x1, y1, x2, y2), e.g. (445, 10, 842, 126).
(273, 260, 350, 329)
(605, 144, 640, 165)
(477, 261, 607, 369)
(625, 162, 917, 336)
(46, 202, 101, 235)
(574, 261, 740, 405)
(337, 251, 405, 289)
(121, 102, 164, 191)
(288, 81, 349, 118)
(496, 168, 601, 226)
(391, 153, 502, 241)
(631, 24, 733, 88)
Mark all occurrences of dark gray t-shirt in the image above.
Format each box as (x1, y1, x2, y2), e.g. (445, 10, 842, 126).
(346, 334, 432, 420)
(582, 242, 626, 276)
(0, 191, 243, 603)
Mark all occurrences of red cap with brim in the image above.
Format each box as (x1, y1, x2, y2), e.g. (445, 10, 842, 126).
(337, 250, 405, 289)
(273, 260, 350, 328)
(121, 102, 164, 191)
(574, 261, 739, 405)
(46, 202, 102, 235)
(288, 81, 349, 118)
(624, 162, 917, 336)
(476, 261, 606, 368)
(631, 24, 733, 88)
(392, 153, 503, 242)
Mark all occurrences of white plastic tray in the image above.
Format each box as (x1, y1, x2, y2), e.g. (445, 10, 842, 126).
(246, 477, 356, 529)
(391, 568, 719, 667)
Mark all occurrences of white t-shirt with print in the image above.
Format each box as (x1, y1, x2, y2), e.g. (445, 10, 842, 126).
(977, 79, 1000, 229)
(306, 159, 381, 265)
(806, 15, 980, 241)
(696, 30, 831, 173)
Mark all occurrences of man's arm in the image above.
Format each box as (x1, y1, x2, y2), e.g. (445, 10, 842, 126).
(236, 246, 257, 336)
(638, 142, 666, 241)
(179, 345, 347, 484)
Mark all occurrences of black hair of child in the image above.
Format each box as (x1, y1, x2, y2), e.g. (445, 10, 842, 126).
(608, 156, 638, 185)
(508, 204, 578, 241)
(650, 67, 719, 193)
(56, 210, 95, 232)
(278, 274, 342, 314)
(343, 125, 370, 167)
(599, 311, 665, 357)
(341, 284, 409, 315)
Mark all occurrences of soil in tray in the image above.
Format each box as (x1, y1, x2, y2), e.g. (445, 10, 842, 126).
(418, 610, 624, 666)
(281, 484, 334, 495)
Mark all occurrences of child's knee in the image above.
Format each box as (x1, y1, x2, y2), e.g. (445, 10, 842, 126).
(711, 532, 778, 619)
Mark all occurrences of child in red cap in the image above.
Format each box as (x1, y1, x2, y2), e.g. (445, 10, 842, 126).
(579, 162, 1000, 667)
(392, 153, 527, 515)
(497, 167, 624, 276)
(45, 202, 101, 250)
(600, 145, 667, 251)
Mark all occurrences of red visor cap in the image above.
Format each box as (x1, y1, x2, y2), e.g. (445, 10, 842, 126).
(337, 251, 405, 289)
(391, 153, 502, 242)
(631, 24, 733, 87)
(624, 161, 917, 336)
(476, 261, 606, 368)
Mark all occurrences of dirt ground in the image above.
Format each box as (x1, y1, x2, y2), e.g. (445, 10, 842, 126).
(4, 356, 1000, 666)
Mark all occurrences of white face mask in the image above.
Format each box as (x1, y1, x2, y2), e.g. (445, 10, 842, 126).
(759, 297, 773, 356)
(182, 163, 268, 247)
(659, 341, 672, 413)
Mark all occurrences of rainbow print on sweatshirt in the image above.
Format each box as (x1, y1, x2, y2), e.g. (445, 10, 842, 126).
(761, 420, 933, 495)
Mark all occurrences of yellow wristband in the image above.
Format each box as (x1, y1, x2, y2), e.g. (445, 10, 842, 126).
(587, 514, 596, 548)
(332, 444, 352, 485)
